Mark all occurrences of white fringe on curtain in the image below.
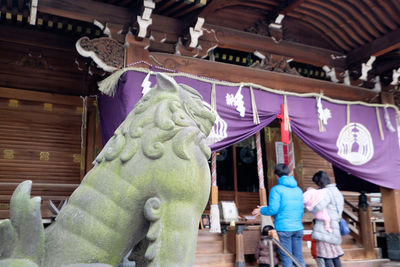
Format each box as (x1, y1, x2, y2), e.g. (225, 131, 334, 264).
(209, 204, 221, 233)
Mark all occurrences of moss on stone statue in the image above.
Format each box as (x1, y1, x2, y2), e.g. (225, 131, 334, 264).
(0, 73, 215, 266)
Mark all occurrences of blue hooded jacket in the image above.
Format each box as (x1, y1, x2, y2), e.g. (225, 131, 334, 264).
(260, 175, 304, 231)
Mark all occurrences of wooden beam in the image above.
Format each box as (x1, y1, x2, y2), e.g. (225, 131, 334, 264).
(37, 0, 343, 68)
(204, 24, 345, 68)
(37, 0, 133, 25)
(265, 0, 304, 24)
(149, 52, 375, 101)
(0, 87, 82, 105)
(196, 0, 230, 18)
(347, 28, 400, 67)
(37, 0, 183, 34)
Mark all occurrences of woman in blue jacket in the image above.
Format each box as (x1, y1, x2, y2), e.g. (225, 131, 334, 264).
(252, 163, 305, 267)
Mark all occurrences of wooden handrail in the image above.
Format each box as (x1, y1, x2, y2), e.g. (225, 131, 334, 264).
(344, 198, 358, 211)
(341, 191, 381, 258)
(343, 207, 358, 222)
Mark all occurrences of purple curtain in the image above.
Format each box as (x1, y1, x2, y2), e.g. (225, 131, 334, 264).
(98, 70, 400, 189)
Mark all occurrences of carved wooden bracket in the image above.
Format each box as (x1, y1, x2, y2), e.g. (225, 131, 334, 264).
(250, 52, 299, 75)
(29, 0, 38, 25)
(175, 27, 218, 59)
(125, 33, 153, 68)
(268, 14, 284, 43)
(136, 0, 155, 39)
(187, 17, 205, 49)
(76, 36, 124, 72)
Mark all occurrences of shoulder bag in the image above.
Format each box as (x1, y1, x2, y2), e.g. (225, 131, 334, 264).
(328, 189, 350, 236)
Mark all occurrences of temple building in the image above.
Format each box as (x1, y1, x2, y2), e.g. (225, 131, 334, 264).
(1, 0, 400, 266)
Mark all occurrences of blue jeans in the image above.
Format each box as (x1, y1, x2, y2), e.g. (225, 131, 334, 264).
(277, 230, 305, 267)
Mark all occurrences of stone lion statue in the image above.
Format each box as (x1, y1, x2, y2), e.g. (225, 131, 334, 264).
(0, 73, 216, 267)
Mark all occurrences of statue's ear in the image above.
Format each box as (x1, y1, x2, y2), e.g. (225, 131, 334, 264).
(155, 73, 179, 93)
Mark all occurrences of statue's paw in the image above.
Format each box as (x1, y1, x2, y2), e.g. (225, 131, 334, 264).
(143, 197, 162, 264)
(0, 219, 16, 258)
(0, 258, 38, 267)
(7, 181, 45, 264)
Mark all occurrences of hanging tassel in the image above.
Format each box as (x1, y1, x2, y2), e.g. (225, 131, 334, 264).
(316, 96, 325, 132)
(98, 68, 131, 96)
(80, 96, 88, 149)
(283, 95, 291, 132)
(384, 107, 396, 132)
(250, 87, 260, 125)
(376, 107, 385, 141)
(211, 83, 217, 110)
(396, 112, 400, 150)
(347, 104, 351, 125)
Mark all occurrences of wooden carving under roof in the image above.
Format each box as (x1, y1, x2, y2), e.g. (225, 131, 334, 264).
(8, 0, 398, 104)
(76, 36, 124, 72)
(249, 53, 299, 75)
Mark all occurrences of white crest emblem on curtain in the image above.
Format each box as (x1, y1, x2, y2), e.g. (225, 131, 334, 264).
(336, 123, 374, 166)
(203, 102, 228, 145)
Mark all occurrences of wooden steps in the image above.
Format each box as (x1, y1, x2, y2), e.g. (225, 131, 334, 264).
(303, 233, 386, 266)
(194, 229, 234, 267)
(306, 259, 390, 267)
(194, 253, 235, 267)
(195, 229, 386, 267)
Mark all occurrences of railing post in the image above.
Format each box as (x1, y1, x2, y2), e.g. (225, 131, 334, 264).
(222, 226, 228, 254)
(235, 225, 246, 267)
(358, 191, 375, 259)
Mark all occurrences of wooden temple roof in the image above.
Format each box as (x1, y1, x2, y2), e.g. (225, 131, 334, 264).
(0, 0, 399, 101)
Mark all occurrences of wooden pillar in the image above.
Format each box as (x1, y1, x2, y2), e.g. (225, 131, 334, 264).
(358, 192, 375, 259)
(380, 92, 400, 260)
(235, 225, 246, 267)
(233, 144, 239, 206)
(259, 188, 267, 206)
(381, 188, 400, 233)
(381, 187, 400, 260)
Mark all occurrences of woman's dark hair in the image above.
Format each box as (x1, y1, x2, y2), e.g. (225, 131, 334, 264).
(312, 171, 331, 188)
(262, 225, 274, 236)
(274, 163, 289, 177)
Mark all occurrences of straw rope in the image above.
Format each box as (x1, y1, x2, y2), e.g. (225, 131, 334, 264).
(98, 65, 400, 115)
(347, 104, 351, 125)
(250, 86, 260, 125)
(98, 64, 400, 149)
(376, 107, 384, 141)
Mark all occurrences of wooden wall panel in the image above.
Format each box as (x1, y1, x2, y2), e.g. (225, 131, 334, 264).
(0, 24, 88, 95)
(296, 137, 335, 190)
(0, 88, 83, 219)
